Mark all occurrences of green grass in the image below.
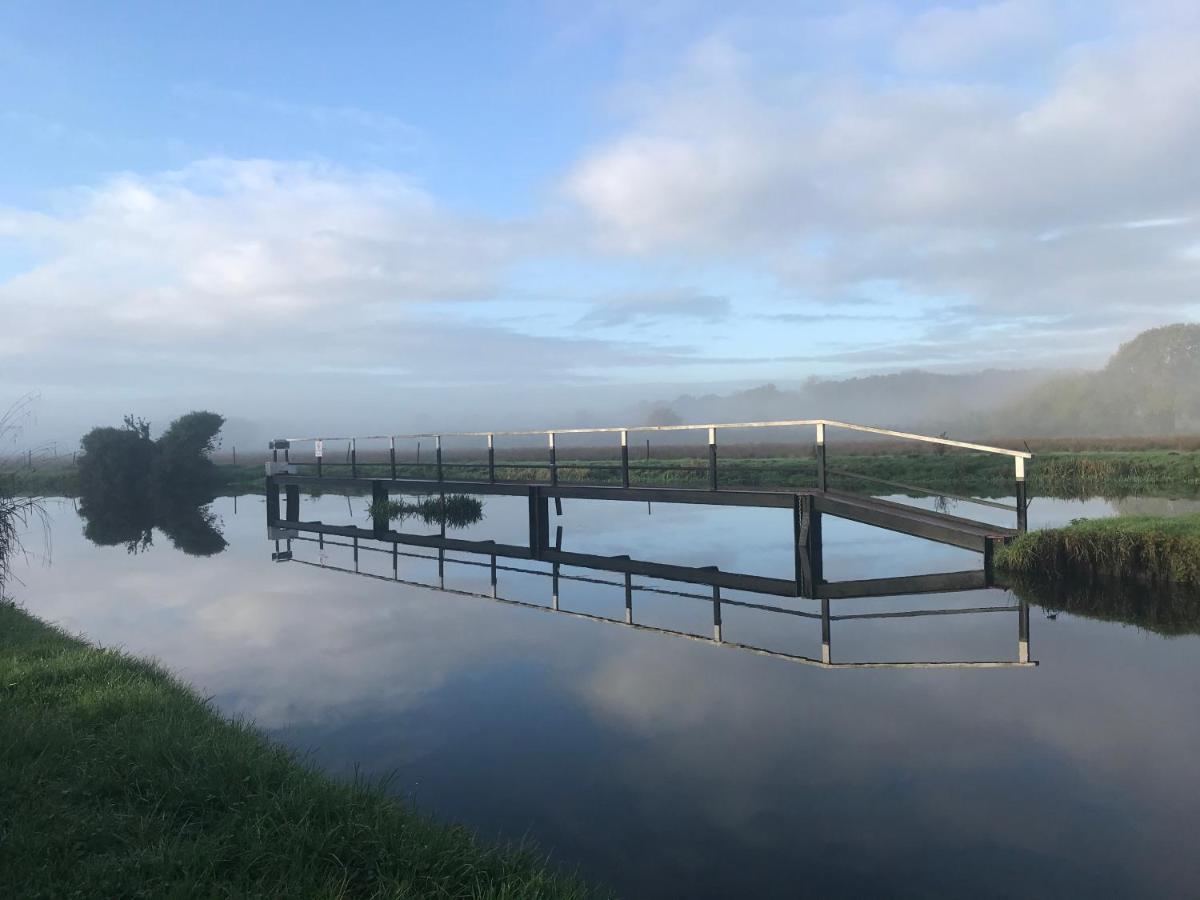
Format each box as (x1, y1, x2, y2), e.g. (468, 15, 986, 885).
(368, 494, 485, 529)
(995, 514, 1200, 587)
(284, 450, 1200, 498)
(0, 601, 599, 899)
(9, 448, 1200, 500)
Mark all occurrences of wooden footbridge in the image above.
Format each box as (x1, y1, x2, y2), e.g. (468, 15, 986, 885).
(264, 419, 1032, 600)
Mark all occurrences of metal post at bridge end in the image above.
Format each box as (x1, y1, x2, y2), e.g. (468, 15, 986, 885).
(620, 430, 630, 488)
(708, 427, 718, 491)
(815, 422, 827, 492)
(1015, 456, 1028, 533)
(389, 436, 396, 480)
(549, 432, 557, 486)
(350, 438, 357, 478)
(436, 435, 443, 482)
(488, 433, 496, 483)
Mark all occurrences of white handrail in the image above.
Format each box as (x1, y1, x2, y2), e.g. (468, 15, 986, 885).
(279, 418, 1031, 460)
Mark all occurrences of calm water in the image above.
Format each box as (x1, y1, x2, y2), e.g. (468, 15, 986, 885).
(12, 491, 1200, 898)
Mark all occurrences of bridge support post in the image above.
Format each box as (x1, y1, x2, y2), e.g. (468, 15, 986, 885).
(815, 422, 827, 491)
(794, 493, 824, 597)
(266, 476, 280, 526)
(527, 487, 549, 560)
(436, 436, 443, 482)
(285, 484, 299, 522)
(389, 437, 396, 480)
(1015, 457, 1028, 533)
(548, 432, 557, 486)
(488, 433, 496, 483)
(371, 481, 388, 539)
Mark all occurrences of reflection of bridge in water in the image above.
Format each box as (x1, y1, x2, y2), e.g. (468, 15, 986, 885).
(267, 521, 1035, 671)
(264, 418, 1036, 668)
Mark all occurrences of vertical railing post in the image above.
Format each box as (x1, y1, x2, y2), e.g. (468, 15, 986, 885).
(548, 432, 557, 486)
(350, 438, 357, 478)
(707, 427, 718, 491)
(620, 430, 630, 488)
(436, 435, 443, 482)
(1015, 456, 1028, 533)
(624, 572, 633, 624)
(552, 562, 561, 611)
(389, 436, 396, 481)
(712, 584, 722, 642)
(285, 484, 299, 522)
(271, 441, 278, 463)
(316, 439, 323, 478)
(815, 422, 827, 492)
(488, 433, 496, 483)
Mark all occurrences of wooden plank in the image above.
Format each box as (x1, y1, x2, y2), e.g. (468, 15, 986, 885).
(818, 569, 991, 599)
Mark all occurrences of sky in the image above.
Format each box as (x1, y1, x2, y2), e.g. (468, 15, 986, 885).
(2, 0, 1200, 445)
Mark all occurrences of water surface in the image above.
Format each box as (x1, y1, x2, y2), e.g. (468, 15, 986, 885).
(12, 492, 1200, 898)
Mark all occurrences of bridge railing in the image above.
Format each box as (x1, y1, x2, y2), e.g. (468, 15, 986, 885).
(269, 419, 1032, 530)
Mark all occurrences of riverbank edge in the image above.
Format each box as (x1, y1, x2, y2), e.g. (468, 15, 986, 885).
(8, 448, 1200, 499)
(0, 601, 598, 899)
(995, 514, 1200, 588)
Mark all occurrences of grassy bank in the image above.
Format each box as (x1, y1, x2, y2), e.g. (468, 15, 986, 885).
(8, 448, 1200, 499)
(996, 514, 1200, 588)
(265, 449, 1200, 498)
(1007, 576, 1200, 637)
(0, 601, 596, 899)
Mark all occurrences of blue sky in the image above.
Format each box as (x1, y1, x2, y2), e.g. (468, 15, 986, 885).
(3, 1, 1200, 441)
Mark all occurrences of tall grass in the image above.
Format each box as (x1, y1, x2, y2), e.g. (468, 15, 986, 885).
(1, 395, 49, 589)
(14, 448, 1200, 501)
(0, 601, 600, 899)
(995, 515, 1200, 587)
(368, 494, 485, 529)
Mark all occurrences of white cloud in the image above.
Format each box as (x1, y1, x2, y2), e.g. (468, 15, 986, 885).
(0, 158, 513, 343)
(894, 0, 1054, 71)
(563, 23, 1200, 317)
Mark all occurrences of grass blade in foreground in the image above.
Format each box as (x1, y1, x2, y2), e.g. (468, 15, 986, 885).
(0, 601, 600, 899)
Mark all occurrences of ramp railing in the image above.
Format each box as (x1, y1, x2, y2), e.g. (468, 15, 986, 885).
(269, 419, 1033, 531)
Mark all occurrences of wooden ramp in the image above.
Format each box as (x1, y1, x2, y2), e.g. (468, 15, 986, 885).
(813, 489, 1016, 553)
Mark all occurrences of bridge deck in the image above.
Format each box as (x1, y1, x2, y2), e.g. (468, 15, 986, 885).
(269, 472, 1016, 554)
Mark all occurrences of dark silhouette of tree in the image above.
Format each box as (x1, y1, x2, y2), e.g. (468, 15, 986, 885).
(77, 411, 228, 557)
